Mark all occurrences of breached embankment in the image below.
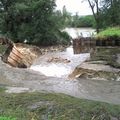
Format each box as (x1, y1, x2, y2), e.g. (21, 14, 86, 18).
(1, 45, 120, 104)
(30, 47, 90, 78)
(0, 37, 120, 104)
(0, 37, 42, 68)
(1, 58, 120, 104)
(69, 47, 120, 81)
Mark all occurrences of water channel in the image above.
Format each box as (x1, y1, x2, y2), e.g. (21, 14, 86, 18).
(0, 45, 120, 105)
(0, 28, 120, 105)
(30, 46, 90, 78)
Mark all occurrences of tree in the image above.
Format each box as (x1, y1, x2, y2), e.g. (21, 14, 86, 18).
(0, 0, 70, 46)
(100, 0, 120, 27)
(85, 0, 102, 33)
(71, 15, 95, 27)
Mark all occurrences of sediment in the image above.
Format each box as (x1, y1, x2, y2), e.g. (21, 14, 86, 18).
(69, 47, 120, 81)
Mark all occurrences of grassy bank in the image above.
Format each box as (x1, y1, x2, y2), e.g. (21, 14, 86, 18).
(0, 88, 120, 120)
(97, 27, 120, 37)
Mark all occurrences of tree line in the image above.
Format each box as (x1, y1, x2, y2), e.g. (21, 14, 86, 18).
(0, 0, 119, 45)
(86, 0, 120, 33)
(0, 0, 70, 45)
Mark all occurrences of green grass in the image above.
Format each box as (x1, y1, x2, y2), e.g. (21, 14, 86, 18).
(0, 86, 6, 92)
(0, 91, 120, 120)
(0, 117, 16, 120)
(96, 27, 120, 37)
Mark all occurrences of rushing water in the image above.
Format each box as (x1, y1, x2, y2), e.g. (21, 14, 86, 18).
(30, 46, 90, 78)
(1, 46, 120, 104)
(0, 29, 120, 104)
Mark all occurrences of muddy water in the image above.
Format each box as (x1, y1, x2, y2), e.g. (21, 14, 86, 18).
(0, 47, 120, 105)
(30, 46, 90, 78)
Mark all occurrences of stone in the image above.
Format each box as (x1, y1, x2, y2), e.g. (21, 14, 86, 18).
(69, 62, 120, 80)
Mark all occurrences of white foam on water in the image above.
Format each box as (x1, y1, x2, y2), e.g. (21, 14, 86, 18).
(30, 63, 71, 78)
(30, 47, 90, 78)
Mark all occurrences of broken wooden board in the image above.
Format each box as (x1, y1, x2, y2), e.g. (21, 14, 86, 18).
(0, 38, 41, 68)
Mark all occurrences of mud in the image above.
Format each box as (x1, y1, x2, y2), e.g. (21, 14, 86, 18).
(1, 59, 120, 105)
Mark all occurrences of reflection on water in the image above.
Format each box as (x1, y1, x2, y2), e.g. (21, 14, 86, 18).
(30, 46, 90, 78)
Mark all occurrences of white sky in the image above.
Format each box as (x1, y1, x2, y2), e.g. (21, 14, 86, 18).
(56, 0, 93, 16)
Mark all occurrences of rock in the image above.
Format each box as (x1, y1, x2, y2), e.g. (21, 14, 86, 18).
(47, 57, 70, 63)
(69, 62, 120, 80)
(117, 54, 120, 64)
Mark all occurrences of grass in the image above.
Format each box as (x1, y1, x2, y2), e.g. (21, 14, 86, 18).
(96, 27, 120, 37)
(0, 86, 6, 92)
(0, 117, 16, 120)
(0, 88, 120, 120)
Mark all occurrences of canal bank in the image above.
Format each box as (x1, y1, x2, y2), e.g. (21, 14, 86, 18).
(0, 42, 120, 119)
(0, 46, 120, 105)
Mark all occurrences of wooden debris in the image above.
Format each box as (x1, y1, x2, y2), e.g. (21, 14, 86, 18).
(0, 37, 41, 68)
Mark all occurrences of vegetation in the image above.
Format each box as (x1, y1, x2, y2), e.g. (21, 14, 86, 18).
(97, 27, 120, 37)
(85, 0, 120, 32)
(71, 15, 95, 28)
(0, 0, 70, 46)
(0, 0, 119, 44)
(0, 88, 120, 120)
(0, 1, 120, 120)
(0, 117, 16, 120)
(85, 0, 101, 33)
(100, 0, 120, 28)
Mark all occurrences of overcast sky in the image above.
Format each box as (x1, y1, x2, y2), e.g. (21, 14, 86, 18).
(56, 0, 93, 16)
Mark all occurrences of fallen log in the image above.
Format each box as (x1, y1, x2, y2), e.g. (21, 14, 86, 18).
(0, 37, 41, 68)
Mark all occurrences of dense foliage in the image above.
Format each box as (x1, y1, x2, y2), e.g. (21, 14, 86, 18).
(71, 15, 95, 28)
(0, 0, 119, 44)
(85, 0, 120, 32)
(0, 0, 70, 46)
(100, 0, 120, 28)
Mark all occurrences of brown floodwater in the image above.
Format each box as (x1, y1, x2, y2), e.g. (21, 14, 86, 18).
(0, 47, 120, 105)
